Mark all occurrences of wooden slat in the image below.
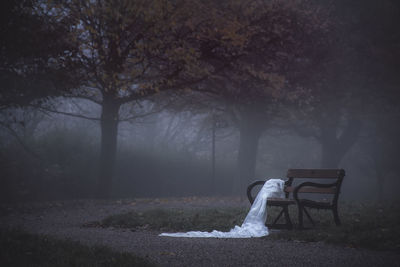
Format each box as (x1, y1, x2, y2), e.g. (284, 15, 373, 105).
(285, 186, 336, 194)
(267, 197, 294, 202)
(287, 169, 345, 179)
(267, 198, 295, 205)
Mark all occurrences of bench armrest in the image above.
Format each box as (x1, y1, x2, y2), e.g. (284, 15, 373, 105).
(247, 179, 289, 204)
(293, 181, 338, 203)
(247, 180, 266, 204)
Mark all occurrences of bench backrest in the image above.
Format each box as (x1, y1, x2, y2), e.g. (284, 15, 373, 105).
(246, 169, 345, 204)
(287, 169, 345, 179)
(284, 169, 345, 195)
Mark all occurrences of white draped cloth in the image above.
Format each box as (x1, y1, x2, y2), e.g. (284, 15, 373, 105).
(159, 179, 285, 238)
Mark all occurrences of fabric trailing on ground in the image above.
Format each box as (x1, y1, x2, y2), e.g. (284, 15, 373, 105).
(159, 179, 285, 238)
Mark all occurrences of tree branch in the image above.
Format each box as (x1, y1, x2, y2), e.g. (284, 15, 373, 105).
(119, 101, 173, 122)
(0, 121, 41, 160)
(29, 104, 101, 121)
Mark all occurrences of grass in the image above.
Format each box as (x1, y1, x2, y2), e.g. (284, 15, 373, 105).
(270, 201, 400, 251)
(97, 201, 400, 252)
(0, 229, 155, 267)
(99, 207, 249, 232)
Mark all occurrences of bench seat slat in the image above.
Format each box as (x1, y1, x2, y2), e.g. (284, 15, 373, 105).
(267, 198, 295, 205)
(287, 169, 344, 178)
(298, 199, 332, 208)
(285, 186, 336, 194)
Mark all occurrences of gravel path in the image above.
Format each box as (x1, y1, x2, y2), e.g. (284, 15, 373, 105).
(1, 197, 399, 267)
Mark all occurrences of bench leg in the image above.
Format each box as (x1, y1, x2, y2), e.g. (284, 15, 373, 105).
(283, 206, 292, 229)
(297, 204, 304, 229)
(333, 208, 341, 226)
(271, 209, 284, 226)
(303, 207, 315, 227)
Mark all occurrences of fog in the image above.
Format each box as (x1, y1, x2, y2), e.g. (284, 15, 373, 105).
(1, 0, 400, 205)
(1, 95, 399, 203)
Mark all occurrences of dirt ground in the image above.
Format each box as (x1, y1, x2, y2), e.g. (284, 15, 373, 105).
(1, 197, 399, 267)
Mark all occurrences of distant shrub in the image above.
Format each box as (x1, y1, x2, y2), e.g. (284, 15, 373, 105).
(0, 126, 236, 202)
(0, 127, 98, 202)
(113, 145, 236, 198)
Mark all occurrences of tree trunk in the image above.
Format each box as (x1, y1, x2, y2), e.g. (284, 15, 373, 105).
(376, 174, 385, 203)
(319, 116, 362, 168)
(320, 142, 342, 168)
(233, 110, 264, 195)
(96, 98, 120, 198)
(320, 127, 343, 168)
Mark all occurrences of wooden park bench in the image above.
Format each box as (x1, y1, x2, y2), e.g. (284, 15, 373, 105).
(247, 169, 345, 229)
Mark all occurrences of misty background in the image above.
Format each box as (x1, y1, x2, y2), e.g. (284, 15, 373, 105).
(1, 95, 398, 202)
(1, 0, 399, 204)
